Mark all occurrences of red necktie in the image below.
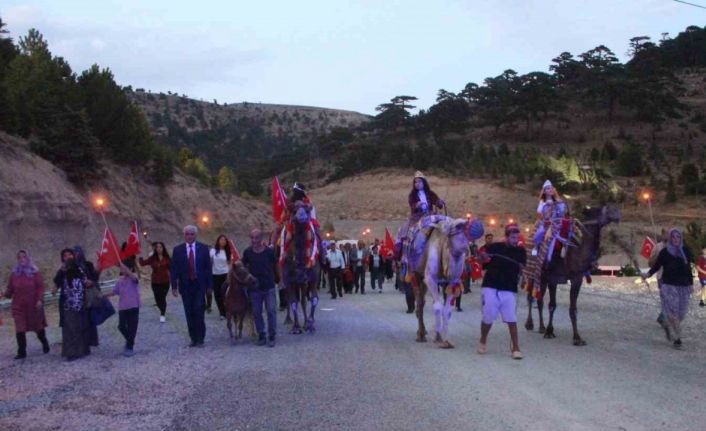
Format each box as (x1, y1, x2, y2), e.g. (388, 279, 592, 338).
(188, 245, 196, 280)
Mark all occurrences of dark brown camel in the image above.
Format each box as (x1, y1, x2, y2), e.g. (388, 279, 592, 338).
(525, 205, 621, 346)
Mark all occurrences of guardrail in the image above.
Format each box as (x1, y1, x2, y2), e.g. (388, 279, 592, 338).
(0, 278, 119, 310)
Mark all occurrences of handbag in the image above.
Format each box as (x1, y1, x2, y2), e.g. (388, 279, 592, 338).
(90, 297, 116, 326)
(84, 283, 103, 308)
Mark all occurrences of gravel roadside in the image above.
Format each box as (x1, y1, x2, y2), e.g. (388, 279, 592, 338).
(0, 277, 704, 431)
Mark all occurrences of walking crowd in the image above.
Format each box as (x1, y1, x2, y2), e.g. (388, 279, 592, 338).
(2, 174, 704, 362)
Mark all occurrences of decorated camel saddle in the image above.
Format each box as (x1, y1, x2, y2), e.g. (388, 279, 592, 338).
(523, 202, 581, 299)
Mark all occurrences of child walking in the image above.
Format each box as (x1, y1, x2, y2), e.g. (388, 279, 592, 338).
(106, 257, 141, 357)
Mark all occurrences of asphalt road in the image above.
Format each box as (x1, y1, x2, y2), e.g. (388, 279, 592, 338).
(0, 278, 704, 431)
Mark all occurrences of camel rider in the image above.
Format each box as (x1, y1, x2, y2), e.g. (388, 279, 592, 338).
(395, 171, 446, 261)
(286, 182, 324, 265)
(531, 180, 567, 258)
(288, 182, 319, 226)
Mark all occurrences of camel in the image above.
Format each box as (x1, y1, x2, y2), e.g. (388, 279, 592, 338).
(406, 217, 484, 348)
(524, 205, 621, 345)
(280, 201, 320, 334)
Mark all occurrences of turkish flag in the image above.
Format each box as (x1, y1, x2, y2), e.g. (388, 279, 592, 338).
(381, 227, 395, 257)
(470, 257, 483, 281)
(97, 228, 122, 271)
(640, 236, 656, 259)
(228, 238, 241, 263)
(272, 177, 288, 224)
(121, 221, 141, 259)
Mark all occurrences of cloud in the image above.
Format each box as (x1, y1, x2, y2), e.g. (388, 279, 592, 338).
(3, 4, 268, 97)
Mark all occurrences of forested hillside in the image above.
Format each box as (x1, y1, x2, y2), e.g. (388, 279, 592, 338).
(318, 25, 706, 201)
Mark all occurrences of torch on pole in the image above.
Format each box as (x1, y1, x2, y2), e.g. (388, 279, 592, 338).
(94, 196, 123, 260)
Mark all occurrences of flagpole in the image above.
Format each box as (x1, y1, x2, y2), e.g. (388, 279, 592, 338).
(642, 192, 658, 240)
(94, 197, 123, 262)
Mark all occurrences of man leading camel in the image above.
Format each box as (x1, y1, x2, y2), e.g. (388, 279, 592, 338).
(477, 223, 526, 360)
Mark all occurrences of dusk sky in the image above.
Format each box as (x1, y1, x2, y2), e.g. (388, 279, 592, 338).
(2, 1, 704, 114)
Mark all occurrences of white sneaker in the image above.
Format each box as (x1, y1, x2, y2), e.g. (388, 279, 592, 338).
(159, 316, 166, 323)
(531, 248, 538, 256)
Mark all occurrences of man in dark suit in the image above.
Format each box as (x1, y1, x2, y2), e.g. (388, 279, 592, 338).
(170, 225, 213, 347)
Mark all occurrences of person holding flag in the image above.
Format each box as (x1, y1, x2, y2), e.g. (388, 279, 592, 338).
(139, 242, 171, 323)
(104, 250, 141, 357)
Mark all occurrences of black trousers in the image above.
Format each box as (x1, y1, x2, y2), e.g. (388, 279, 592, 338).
(329, 268, 343, 298)
(370, 267, 383, 290)
(151, 282, 170, 316)
(354, 266, 365, 293)
(16, 330, 49, 355)
(404, 283, 415, 312)
(181, 282, 206, 344)
(212, 274, 228, 317)
(118, 308, 139, 349)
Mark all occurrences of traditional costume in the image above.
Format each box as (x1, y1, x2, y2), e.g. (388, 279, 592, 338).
(395, 171, 446, 261)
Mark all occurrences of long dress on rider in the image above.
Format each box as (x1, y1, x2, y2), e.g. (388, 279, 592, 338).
(396, 181, 444, 264)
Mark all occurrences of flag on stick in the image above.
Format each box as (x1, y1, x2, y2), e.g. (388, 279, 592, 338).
(272, 177, 288, 224)
(228, 238, 241, 263)
(381, 227, 395, 257)
(122, 221, 141, 259)
(640, 236, 656, 260)
(97, 228, 122, 271)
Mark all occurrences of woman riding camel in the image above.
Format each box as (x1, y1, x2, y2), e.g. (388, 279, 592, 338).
(408, 171, 445, 221)
(396, 171, 446, 260)
(531, 180, 566, 257)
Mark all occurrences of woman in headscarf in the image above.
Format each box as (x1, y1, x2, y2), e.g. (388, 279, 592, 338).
(73, 246, 100, 347)
(61, 257, 92, 361)
(643, 228, 694, 349)
(3, 250, 50, 359)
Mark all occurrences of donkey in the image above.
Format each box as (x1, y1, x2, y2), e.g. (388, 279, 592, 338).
(407, 217, 484, 348)
(525, 205, 621, 345)
(224, 261, 256, 341)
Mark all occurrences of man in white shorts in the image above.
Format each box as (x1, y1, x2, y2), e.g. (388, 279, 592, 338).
(477, 223, 526, 360)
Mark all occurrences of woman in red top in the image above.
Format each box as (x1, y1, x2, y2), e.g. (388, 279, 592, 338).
(139, 242, 171, 322)
(3, 250, 50, 359)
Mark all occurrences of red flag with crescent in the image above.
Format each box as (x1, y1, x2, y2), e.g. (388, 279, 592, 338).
(381, 227, 395, 257)
(640, 236, 656, 259)
(470, 257, 483, 281)
(97, 228, 122, 271)
(122, 221, 141, 259)
(272, 177, 288, 224)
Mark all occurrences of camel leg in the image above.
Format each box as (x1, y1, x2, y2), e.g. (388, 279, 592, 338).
(290, 299, 302, 334)
(283, 286, 293, 325)
(525, 292, 534, 331)
(537, 283, 547, 333)
(422, 261, 444, 344)
(438, 294, 455, 349)
(544, 282, 557, 339)
(284, 306, 292, 325)
(413, 278, 427, 342)
(569, 277, 586, 346)
(307, 288, 318, 333)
